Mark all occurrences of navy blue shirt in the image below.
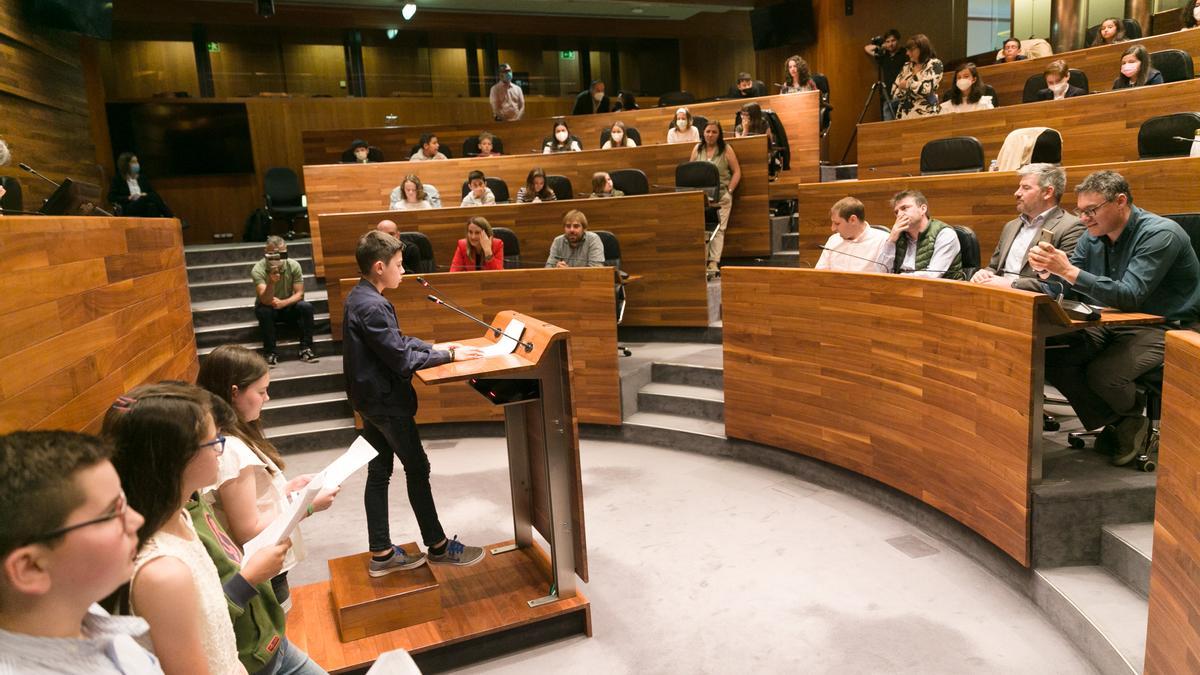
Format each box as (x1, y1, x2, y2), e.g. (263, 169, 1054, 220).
(342, 279, 452, 418)
(1065, 205, 1200, 323)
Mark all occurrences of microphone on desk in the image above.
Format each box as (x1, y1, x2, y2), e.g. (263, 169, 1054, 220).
(19, 163, 60, 188)
(1171, 136, 1200, 143)
(416, 276, 535, 352)
(815, 244, 890, 272)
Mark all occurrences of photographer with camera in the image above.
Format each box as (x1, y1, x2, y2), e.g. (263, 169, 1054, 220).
(251, 236, 318, 366)
(864, 29, 905, 119)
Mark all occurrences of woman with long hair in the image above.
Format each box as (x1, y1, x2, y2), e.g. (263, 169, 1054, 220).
(689, 121, 742, 280)
(516, 168, 557, 203)
(108, 152, 175, 218)
(781, 55, 817, 93)
(449, 216, 505, 271)
(1092, 17, 1127, 46)
(389, 174, 432, 210)
(1112, 44, 1163, 89)
(1181, 0, 1200, 30)
(890, 34, 945, 119)
(939, 63, 994, 113)
(542, 118, 581, 153)
(668, 107, 700, 144)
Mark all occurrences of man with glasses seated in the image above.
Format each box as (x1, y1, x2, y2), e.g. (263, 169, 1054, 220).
(1028, 170, 1200, 466)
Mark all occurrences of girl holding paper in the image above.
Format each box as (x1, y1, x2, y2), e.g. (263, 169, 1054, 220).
(198, 345, 339, 611)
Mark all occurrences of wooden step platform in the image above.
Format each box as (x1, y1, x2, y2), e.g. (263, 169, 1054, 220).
(328, 545, 442, 642)
(287, 541, 591, 673)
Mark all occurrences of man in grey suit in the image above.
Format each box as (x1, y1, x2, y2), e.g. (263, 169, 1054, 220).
(971, 163, 1085, 291)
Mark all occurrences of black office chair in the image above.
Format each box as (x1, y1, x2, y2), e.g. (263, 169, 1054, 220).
(1137, 112, 1200, 159)
(1085, 18, 1142, 44)
(982, 83, 1000, 107)
(340, 146, 385, 162)
(675, 161, 721, 242)
(491, 226, 520, 268)
(0, 176, 23, 213)
(763, 108, 791, 173)
(599, 126, 642, 147)
(609, 168, 649, 196)
(462, 135, 505, 157)
(1030, 129, 1063, 164)
(398, 239, 422, 274)
(397, 232, 437, 273)
(658, 91, 696, 107)
(951, 225, 981, 280)
(459, 176, 510, 203)
(593, 229, 631, 357)
(545, 174, 573, 200)
(1150, 49, 1194, 83)
(919, 136, 985, 175)
(1021, 69, 1090, 102)
(263, 167, 308, 238)
(408, 144, 452, 159)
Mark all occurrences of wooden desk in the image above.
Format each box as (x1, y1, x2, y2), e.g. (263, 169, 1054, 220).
(321, 191, 709, 336)
(976, 29, 1200, 107)
(339, 267, 620, 425)
(301, 90, 820, 185)
(721, 268, 1113, 566)
(793, 156, 1200, 266)
(857, 78, 1200, 178)
(0, 216, 198, 434)
(1145, 329, 1200, 673)
(305, 135, 770, 272)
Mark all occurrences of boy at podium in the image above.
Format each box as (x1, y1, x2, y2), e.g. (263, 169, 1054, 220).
(343, 231, 487, 575)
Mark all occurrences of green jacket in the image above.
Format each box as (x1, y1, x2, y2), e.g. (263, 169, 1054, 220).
(893, 218, 964, 280)
(187, 498, 287, 674)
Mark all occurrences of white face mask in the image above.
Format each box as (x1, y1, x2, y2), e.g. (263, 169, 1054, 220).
(1049, 80, 1070, 96)
(956, 78, 973, 92)
(593, 91, 604, 102)
(555, 130, 569, 142)
(611, 132, 623, 143)
(676, 119, 687, 130)
(1120, 61, 1140, 78)
(1194, 5, 1200, 20)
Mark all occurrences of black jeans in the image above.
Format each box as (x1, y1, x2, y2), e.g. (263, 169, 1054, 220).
(1045, 324, 1167, 430)
(122, 192, 173, 218)
(255, 300, 315, 354)
(361, 414, 446, 551)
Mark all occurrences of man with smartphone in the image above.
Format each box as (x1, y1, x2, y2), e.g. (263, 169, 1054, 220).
(251, 236, 318, 366)
(971, 164, 1084, 290)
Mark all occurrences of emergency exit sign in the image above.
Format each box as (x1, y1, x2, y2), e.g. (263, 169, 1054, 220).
(560, 50, 576, 60)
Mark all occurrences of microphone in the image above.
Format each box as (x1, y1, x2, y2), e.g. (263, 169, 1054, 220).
(425, 295, 534, 353)
(815, 244, 890, 271)
(19, 163, 60, 188)
(1171, 135, 1200, 143)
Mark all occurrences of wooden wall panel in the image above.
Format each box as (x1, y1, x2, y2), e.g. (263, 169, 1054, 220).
(1145, 330, 1200, 673)
(723, 268, 1043, 565)
(0, 217, 199, 435)
(857, 79, 1200, 178)
(304, 135, 770, 271)
(98, 40, 200, 99)
(792, 155, 1200, 266)
(299, 91, 820, 185)
(341, 267, 620, 425)
(320, 191, 709, 336)
(975, 29, 1200, 110)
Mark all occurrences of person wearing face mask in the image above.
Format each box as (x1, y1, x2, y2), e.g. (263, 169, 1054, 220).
(1180, 0, 1200, 30)
(107, 152, 174, 218)
(489, 63, 525, 121)
(1112, 44, 1163, 89)
(601, 121, 637, 149)
(998, 38, 1026, 63)
(668, 107, 701, 144)
(890, 34, 944, 119)
(543, 119, 581, 153)
(572, 80, 610, 115)
(1091, 17, 1127, 46)
(1036, 60, 1088, 100)
(939, 63, 993, 114)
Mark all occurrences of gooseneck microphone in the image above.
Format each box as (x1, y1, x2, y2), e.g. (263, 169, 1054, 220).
(415, 277, 534, 353)
(19, 163, 60, 188)
(815, 244, 960, 276)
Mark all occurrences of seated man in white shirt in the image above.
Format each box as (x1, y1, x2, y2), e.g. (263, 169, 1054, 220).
(814, 196, 890, 272)
(971, 163, 1085, 290)
(875, 189, 965, 279)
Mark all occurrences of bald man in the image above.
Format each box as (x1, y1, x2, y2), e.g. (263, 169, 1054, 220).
(376, 219, 398, 236)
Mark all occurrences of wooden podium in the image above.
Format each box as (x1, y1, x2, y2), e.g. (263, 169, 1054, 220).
(417, 309, 590, 605)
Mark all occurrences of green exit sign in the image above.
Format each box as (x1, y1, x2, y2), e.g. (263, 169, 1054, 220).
(559, 50, 576, 60)
(207, 42, 221, 52)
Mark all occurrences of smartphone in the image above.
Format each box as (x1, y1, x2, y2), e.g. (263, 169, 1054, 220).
(1037, 228, 1055, 246)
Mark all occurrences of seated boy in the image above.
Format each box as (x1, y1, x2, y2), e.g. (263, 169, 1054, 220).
(0, 430, 162, 674)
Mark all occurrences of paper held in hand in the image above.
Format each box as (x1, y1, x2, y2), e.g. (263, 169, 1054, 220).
(479, 318, 526, 357)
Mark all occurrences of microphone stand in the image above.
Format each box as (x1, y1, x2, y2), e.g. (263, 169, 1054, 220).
(425, 295, 535, 353)
(19, 163, 60, 188)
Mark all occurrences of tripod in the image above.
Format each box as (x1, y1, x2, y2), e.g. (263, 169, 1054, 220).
(840, 54, 893, 164)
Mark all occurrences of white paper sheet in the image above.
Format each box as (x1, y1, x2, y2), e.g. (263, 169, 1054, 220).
(318, 436, 380, 489)
(242, 474, 323, 562)
(480, 319, 526, 357)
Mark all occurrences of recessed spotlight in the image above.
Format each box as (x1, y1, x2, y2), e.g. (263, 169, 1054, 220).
(386, 28, 399, 39)
(401, 2, 417, 20)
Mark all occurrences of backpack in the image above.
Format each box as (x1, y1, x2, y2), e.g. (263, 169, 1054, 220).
(244, 208, 271, 242)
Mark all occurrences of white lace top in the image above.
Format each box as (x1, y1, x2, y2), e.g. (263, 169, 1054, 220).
(131, 511, 245, 675)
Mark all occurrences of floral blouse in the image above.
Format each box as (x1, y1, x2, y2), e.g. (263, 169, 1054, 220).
(891, 58, 944, 119)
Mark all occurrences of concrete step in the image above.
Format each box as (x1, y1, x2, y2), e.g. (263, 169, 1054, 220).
(260, 391, 354, 428)
(1100, 523, 1153, 597)
(187, 256, 316, 284)
(820, 163, 858, 181)
(185, 240, 313, 266)
(637, 382, 724, 421)
(267, 355, 345, 399)
(266, 417, 359, 455)
(193, 313, 331, 348)
(197, 334, 339, 360)
(619, 410, 728, 455)
(189, 275, 322, 303)
(191, 291, 329, 328)
(779, 231, 799, 252)
(651, 362, 723, 389)
(1034, 566, 1148, 675)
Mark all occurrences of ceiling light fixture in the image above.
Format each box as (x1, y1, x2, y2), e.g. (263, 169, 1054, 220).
(401, 2, 417, 20)
(386, 28, 399, 39)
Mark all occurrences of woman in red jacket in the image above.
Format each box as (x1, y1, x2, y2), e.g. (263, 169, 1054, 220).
(450, 216, 505, 272)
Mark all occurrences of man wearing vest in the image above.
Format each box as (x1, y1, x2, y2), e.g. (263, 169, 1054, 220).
(875, 190, 964, 279)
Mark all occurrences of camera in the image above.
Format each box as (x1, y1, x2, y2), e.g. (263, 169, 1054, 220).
(870, 35, 884, 47)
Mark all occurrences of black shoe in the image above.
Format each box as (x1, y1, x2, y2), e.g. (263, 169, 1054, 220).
(265, 353, 279, 367)
(1093, 425, 1118, 456)
(299, 348, 319, 363)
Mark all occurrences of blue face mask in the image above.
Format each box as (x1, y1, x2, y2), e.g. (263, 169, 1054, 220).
(129, 163, 140, 175)
(502, 72, 513, 82)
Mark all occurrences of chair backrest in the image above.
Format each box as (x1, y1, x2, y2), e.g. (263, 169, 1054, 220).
(1023, 70, 1090, 102)
(675, 160, 720, 192)
(599, 126, 642, 147)
(1163, 213, 1200, 263)
(263, 167, 303, 205)
(1151, 49, 1194, 83)
(397, 238, 421, 274)
(1138, 112, 1200, 159)
(919, 136, 985, 175)
(458, 176, 510, 202)
(462, 135, 505, 157)
(609, 168, 649, 196)
(0, 176, 23, 213)
(491, 226, 520, 267)
(982, 83, 1000, 107)
(1085, 18, 1142, 44)
(952, 225, 981, 279)
(592, 230, 621, 269)
(658, 91, 695, 107)
(1030, 129, 1063, 164)
(762, 108, 791, 170)
(545, 174, 573, 200)
(397, 232, 437, 273)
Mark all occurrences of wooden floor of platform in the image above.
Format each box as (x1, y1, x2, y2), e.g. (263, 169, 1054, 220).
(286, 541, 591, 673)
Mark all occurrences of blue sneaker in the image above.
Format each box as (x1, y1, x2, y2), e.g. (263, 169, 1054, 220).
(367, 546, 427, 577)
(428, 536, 484, 566)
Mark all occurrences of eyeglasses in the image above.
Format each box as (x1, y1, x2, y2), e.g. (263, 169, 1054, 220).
(200, 435, 226, 455)
(1073, 199, 1113, 220)
(24, 491, 129, 545)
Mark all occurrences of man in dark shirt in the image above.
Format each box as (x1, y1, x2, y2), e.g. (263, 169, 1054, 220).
(571, 80, 610, 115)
(728, 72, 767, 99)
(864, 29, 905, 119)
(1029, 170, 1200, 465)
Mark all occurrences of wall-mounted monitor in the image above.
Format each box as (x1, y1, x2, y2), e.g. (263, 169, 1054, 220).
(106, 102, 256, 178)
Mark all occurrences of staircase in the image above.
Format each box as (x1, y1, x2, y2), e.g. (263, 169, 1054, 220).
(621, 354, 727, 455)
